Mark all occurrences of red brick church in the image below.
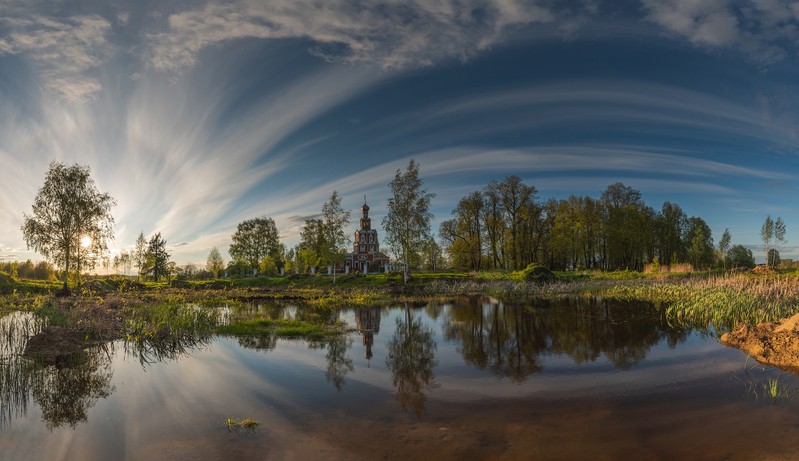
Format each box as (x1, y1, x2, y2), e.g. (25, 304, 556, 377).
(345, 200, 389, 274)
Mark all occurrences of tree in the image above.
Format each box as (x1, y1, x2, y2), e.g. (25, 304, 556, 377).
(768, 249, 781, 269)
(439, 191, 483, 270)
(259, 255, 278, 276)
(21, 161, 115, 293)
(321, 191, 351, 283)
(718, 228, 731, 270)
(134, 232, 148, 280)
(206, 247, 225, 278)
(33, 261, 55, 281)
(656, 202, 687, 268)
(727, 244, 756, 269)
(144, 233, 170, 281)
(383, 159, 435, 283)
(228, 217, 281, 275)
(118, 250, 132, 276)
(774, 217, 786, 268)
(494, 176, 537, 270)
(685, 217, 714, 269)
(761, 216, 774, 267)
(299, 191, 352, 281)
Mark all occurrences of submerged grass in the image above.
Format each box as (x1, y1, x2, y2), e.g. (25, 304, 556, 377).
(225, 417, 260, 432)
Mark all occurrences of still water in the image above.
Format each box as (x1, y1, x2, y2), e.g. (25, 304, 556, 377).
(2, 297, 799, 460)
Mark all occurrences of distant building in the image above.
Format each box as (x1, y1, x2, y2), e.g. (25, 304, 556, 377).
(345, 200, 389, 274)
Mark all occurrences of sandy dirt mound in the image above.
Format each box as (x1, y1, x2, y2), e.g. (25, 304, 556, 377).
(721, 313, 799, 370)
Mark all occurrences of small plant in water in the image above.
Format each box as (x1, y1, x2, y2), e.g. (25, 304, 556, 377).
(225, 417, 260, 432)
(762, 378, 791, 402)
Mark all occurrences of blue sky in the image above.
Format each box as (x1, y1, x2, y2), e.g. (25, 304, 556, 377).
(3, 0, 799, 266)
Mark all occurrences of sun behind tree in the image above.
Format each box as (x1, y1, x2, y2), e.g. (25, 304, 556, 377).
(21, 161, 116, 294)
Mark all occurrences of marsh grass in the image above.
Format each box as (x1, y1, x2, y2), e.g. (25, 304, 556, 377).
(124, 302, 219, 342)
(225, 417, 260, 432)
(216, 316, 347, 340)
(598, 274, 799, 328)
(745, 376, 796, 403)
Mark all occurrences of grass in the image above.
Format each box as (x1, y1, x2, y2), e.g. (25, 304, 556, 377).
(216, 317, 346, 339)
(5, 269, 799, 334)
(594, 274, 799, 329)
(225, 417, 260, 432)
(744, 374, 796, 403)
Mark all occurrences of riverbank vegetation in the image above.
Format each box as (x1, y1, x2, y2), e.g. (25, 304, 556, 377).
(4, 266, 799, 334)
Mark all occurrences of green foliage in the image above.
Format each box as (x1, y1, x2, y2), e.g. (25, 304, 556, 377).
(520, 264, 555, 283)
(21, 161, 116, 291)
(229, 217, 281, 274)
(728, 245, 756, 269)
(383, 159, 435, 282)
(258, 255, 278, 276)
(206, 247, 225, 278)
(143, 233, 171, 282)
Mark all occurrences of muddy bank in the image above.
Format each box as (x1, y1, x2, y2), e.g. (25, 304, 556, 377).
(720, 313, 799, 370)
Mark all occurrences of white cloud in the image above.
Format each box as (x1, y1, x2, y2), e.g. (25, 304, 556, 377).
(642, 0, 799, 63)
(144, 0, 555, 72)
(0, 11, 114, 101)
(642, 0, 739, 46)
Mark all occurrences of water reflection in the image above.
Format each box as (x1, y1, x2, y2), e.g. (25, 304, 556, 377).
(444, 296, 692, 381)
(309, 334, 354, 391)
(356, 307, 381, 364)
(1, 297, 696, 430)
(0, 313, 114, 429)
(385, 304, 439, 416)
(0, 311, 214, 429)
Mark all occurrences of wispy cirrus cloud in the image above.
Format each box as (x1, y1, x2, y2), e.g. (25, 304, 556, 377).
(0, 7, 114, 101)
(144, 0, 556, 72)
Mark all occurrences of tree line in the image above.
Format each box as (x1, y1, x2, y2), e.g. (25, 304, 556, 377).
(17, 161, 785, 291)
(439, 177, 768, 272)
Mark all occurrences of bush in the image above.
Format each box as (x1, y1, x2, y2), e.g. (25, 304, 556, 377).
(521, 264, 555, 283)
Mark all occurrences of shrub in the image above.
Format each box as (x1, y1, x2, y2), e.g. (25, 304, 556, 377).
(521, 264, 555, 283)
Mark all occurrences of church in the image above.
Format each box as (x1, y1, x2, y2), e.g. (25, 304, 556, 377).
(345, 200, 389, 274)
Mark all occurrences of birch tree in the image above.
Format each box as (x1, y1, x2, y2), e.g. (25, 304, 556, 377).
(21, 162, 115, 293)
(383, 160, 435, 283)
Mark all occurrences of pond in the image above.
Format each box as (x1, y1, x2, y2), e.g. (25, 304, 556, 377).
(2, 296, 799, 460)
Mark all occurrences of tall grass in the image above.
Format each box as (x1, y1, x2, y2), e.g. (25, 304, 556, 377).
(598, 274, 799, 328)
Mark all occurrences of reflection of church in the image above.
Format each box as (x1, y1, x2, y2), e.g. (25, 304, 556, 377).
(345, 200, 389, 274)
(355, 307, 381, 364)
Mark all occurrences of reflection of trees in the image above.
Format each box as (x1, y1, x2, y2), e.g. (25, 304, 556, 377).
(385, 305, 438, 416)
(232, 303, 355, 391)
(126, 334, 213, 366)
(31, 348, 114, 429)
(1, 312, 115, 429)
(309, 334, 354, 391)
(237, 335, 278, 352)
(444, 296, 691, 381)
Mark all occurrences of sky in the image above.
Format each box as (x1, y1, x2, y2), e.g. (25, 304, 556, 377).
(3, 0, 799, 267)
